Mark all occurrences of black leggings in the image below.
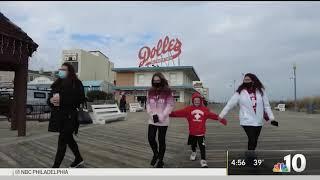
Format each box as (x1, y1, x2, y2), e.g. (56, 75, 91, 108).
(191, 136, 206, 160)
(242, 126, 262, 150)
(53, 132, 82, 167)
(120, 107, 126, 112)
(148, 124, 168, 162)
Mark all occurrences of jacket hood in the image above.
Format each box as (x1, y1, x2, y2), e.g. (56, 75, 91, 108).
(192, 92, 203, 106)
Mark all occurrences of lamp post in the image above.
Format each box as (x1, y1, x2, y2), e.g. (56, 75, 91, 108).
(228, 79, 236, 95)
(293, 63, 297, 111)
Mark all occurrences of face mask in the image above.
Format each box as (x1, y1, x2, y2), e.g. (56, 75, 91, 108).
(153, 83, 161, 88)
(58, 70, 67, 79)
(153, 81, 161, 88)
(243, 82, 253, 88)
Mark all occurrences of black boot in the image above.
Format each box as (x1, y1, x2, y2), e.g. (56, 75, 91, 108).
(156, 160, 164, 168)
(70, 157, 84, 168)
(150, 154, 159, 167)
(52, 156, 63, 168)
(52, 164, 60, 168)
(244, 151, 256, 167)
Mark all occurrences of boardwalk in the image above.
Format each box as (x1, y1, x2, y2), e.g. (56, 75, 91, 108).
(0, 106, 319, 168)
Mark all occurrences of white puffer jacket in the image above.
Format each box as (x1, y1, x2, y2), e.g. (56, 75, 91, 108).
(219, 89, 275, 126)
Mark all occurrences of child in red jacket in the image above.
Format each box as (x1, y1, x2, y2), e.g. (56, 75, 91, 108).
(169, 92, 227, 168)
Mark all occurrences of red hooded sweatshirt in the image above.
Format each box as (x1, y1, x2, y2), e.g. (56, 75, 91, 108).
(169, 92, 227, 136)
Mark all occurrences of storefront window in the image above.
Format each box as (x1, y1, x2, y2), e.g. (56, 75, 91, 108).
(137, 74, 144, 84)
(169, 73, 177, 85)
(174, 96, 180, 102)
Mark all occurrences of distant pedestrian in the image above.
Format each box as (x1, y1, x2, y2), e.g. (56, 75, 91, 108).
(202, 96, 208, 107)
(119, 95, 127, 112)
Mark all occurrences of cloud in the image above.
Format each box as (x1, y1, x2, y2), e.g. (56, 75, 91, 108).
(1, 2, 320, 101)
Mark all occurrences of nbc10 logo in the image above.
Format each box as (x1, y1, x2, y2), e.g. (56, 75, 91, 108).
(273, 154, 306, 173)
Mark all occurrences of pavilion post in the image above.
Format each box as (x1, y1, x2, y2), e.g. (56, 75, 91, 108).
(15, 61, 28, 136)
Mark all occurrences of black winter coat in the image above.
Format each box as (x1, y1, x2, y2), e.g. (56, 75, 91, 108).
(119, 98, 126, 109)
(48, 78, 85, 134)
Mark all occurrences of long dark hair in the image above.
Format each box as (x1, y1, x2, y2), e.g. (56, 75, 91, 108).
(51, 62, 79, 89)
(148, 72, 171, 97)
(236, 73, 265, 95)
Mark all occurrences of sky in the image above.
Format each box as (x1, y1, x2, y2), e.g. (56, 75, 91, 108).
(1, 1, 320, 102)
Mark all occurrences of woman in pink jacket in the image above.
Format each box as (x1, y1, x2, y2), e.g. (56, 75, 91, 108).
(147, 72, 174, 168)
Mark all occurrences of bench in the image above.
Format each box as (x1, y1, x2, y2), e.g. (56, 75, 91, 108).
(129, 103, 144, 112)
(91, 104, 127, 124)
(274, 104, 286, 112)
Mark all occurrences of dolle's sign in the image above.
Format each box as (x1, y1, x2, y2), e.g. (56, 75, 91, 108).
(138, 36, 182, 67)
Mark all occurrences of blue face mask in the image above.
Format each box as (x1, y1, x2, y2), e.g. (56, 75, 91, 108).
(58, 70, 67, 79)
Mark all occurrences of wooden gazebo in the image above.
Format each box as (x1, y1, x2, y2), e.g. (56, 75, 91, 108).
(0, 12, 38, 136)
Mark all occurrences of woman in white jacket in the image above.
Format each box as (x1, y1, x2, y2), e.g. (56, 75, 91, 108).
(218, 73, 278, 151)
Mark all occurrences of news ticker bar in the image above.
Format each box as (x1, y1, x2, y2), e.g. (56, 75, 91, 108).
(0, 168, 226, 176)
(0, 150, 319, 176)
(227, 150, 320, 175)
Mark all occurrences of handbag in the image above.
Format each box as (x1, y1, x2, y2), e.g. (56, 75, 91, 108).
(77, 102, 92, 124)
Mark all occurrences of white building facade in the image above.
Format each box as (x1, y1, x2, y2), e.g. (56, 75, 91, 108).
(62, 49, 115, 85)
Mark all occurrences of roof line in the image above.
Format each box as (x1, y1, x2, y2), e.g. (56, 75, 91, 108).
(89, 50, 109, 59)
(0, 12, 38, 47)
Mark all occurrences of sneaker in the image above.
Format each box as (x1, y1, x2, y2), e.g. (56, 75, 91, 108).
(70, 158, 84, 168)
(156, 160, 164, 168)
(200, 160, 208, 168)
(150, 155, 159, 167)
(190, 152, 197, 161)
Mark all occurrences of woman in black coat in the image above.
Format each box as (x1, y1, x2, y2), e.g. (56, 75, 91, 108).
(48, 62, 85, 168)
(119, 95, 127, 112)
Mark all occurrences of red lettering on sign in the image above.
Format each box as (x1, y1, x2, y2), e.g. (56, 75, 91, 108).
(138, 36, 182, 67)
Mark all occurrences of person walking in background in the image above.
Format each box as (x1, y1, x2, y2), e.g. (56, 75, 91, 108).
(119, 94, 127, 112)
(146, 72, 174, 168)
(48, 62, 85, 168)
(169, 92, 227, 168)
(218, 73, 278, 164)
(202, 95, 208, 107)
